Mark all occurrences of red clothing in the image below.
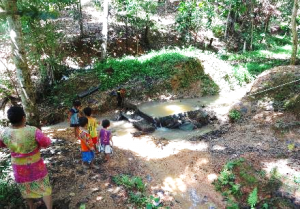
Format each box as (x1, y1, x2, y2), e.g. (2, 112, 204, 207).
(78, 129, 94, 151)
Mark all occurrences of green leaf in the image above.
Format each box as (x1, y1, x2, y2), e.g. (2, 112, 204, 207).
(248, 188, 258, 208)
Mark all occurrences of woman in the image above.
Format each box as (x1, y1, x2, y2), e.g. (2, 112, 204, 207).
(0, 106, 52, 209)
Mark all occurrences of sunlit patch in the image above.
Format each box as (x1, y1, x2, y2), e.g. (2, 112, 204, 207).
(263, 159, 300, 177)
(96, 196, 103, 201)
(212, 145, 226, 151)
(65, 57, 80, 69)
(207, 173, 218, 182)
(195, 158, 209, 167)
(44, 159, 51, 164)
(162, 176, 187, 193)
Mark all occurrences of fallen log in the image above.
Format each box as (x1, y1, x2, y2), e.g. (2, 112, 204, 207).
(77, 85, 101, 98)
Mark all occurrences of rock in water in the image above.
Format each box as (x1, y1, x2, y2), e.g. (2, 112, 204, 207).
(179, 122, 195, 131)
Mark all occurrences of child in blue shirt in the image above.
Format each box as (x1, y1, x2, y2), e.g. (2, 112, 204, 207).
(68, 100, 81, 137)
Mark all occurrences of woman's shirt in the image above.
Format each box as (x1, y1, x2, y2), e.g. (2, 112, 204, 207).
(0, 126, 51, 183)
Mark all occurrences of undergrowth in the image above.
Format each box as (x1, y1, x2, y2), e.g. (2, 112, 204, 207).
(112, 174, 167, 209)
(94, 51, 218, 94)
(0, 159, 22, 207)
(220, 36, 292, 84)
(213, 158, 295, 208)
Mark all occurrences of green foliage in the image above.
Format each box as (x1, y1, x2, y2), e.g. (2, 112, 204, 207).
(262, 203, 269, 209)
(114, 0, 157, 37)
(113, 174, 164, 208)
(129, 191, 148, 207)
(175, 0, 214, 41)
(248, 188, 258, 209)
(113, 174, 145, 192)
(294, 175, 300, 185)
(229, 109, 241, 122)
(0, 160, 22, 207)
(213, 158, 292, 209)
(212, 25, 224, 38)
(95, 50, 216, 94)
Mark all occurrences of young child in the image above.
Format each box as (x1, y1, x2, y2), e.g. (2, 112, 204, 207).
(99, 119, 113, 162)
(83, 107, 99, 151)
(0, 106, 52, 209)
(117, 87, 126, 108)
(68, 100, 81, 138)
(78, 116, 96, 168)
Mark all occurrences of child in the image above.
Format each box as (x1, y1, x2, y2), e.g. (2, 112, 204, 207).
(0, 106, 52, 209)
(117, 87, 126, 108)
(78, 116, 96, 168)
(99, 119, 113, 162)
(68, 100, 81, 138)
(83, 107, 99, 151)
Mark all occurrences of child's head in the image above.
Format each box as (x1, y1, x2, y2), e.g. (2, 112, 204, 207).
(102, 119, 110, 128)
(83, 107, 92, 117)
(73, 100, 81, 109)
(78, 116, 88, 128)
(7, 106, 26, 126)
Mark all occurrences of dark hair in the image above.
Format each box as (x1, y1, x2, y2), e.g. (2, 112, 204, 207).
(7, 106, 26, 125)
(102, 119, 110, 128)
(73, 100, 81, 107)
(83, 107, 92, 116)
(78, 117, 88, 127)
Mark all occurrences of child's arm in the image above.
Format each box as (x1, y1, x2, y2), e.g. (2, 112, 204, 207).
(68, 110, 73, 122)
(109, 134, 113, 146)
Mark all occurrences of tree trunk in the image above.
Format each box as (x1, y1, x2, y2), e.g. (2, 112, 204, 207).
(125, 16, 129, 54)
(101, 0, 109, 60)
(144, 24, 150, 49)
(4, 0, 40, 127)
(291, 0, 299, 65)
(78, 0, 84, 38)
(224, 3, 232, 40)
(250, 0, 254, 51)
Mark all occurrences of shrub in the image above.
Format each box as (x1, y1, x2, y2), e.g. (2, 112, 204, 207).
(229, 109, 241, 122)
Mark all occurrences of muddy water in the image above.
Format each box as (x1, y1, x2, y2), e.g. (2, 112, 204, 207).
(138, 88, 247, 121)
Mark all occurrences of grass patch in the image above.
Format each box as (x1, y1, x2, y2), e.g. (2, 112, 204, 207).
(220, 37, 293, 83)
(94, 51, 216, 92)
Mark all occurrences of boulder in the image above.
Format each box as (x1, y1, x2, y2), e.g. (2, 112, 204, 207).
(133, 120, 155, 133)
(179, 122, 195, 131)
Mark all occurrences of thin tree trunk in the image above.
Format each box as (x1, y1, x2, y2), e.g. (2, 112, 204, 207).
(101, 0, 109, 60)
(291, 0, 299, 65)
(165, 0, 168, 14)
(125, 16, 129, 54)
(224, 3, 232, 40)
(5, 0, 40, 127)
(78, 0, 84, 38)
(144, 24, 150, 49)
(250, 0, 254, 51)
